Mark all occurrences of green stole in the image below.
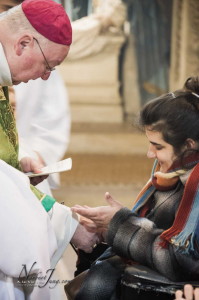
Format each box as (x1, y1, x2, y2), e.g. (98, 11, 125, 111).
(0, 86, 55, 212)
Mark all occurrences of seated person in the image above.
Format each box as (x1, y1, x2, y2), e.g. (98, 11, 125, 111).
(72, 76, 199, 299)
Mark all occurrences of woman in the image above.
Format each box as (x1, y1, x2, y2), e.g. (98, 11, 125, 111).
(71, 76, 199, 299)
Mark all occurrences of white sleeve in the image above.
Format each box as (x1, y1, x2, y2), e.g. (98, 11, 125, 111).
(0, 160, 57, 278)
(49, 202, 79, 268)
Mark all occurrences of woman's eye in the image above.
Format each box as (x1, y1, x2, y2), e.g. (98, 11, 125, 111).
(156, 146, 163, 150)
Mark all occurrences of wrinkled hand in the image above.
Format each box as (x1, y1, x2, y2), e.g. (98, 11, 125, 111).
(20, 157, 48, 186)
(71, 192, 123, 231)
(175, 285, 199, 300)
(71, 223, 101, 253)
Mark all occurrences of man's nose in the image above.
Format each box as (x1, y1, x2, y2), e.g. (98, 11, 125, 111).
(41, 72, 51, 80)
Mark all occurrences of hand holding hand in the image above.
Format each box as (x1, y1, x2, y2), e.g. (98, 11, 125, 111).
(71, 223, 101, 253)
(71, 192, 123, 231)
(20, 157, 48, 186)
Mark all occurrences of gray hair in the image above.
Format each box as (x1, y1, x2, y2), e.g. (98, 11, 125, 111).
(0, 4, 48, 48)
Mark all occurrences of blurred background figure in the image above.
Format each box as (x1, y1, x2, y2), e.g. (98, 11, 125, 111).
(0, 0, 71, 196)
(15, 72, 71, 196)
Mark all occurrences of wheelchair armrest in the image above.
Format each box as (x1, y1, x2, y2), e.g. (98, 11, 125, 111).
(121, 265, 199, 295)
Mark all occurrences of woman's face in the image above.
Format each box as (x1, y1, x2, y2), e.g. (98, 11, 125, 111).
(145, 128, 176, 173)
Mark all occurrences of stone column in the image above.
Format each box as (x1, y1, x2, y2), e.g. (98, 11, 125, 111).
(169, 0, 199, 90)
(122, 27, 140, 122)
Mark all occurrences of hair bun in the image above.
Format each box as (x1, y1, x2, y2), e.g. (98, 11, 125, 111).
(184, 76, 199, 94)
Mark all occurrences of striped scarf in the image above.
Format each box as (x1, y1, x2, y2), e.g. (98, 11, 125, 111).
(132, 152, 199, 258)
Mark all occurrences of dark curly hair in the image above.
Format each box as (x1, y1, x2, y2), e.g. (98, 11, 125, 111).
(139, 76, 199, 156)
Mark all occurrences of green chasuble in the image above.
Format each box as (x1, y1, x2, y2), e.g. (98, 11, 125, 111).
(0, 86, 55, 212)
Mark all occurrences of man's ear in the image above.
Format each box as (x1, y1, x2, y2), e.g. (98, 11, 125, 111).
(15, 35, 34, 56)
(185, 138, 197, 150)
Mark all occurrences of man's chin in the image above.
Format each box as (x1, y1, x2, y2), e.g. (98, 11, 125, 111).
(12, 81, 21, 85)
(13, 80, 29, 85)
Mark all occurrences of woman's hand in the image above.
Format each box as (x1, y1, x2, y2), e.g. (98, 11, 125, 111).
(71, 192, 123, 231)
(175, 284, 199, 300)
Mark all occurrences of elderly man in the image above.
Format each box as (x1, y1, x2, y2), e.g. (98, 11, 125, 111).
(0, 0, 99, 299)
(0, 0, 71, 198)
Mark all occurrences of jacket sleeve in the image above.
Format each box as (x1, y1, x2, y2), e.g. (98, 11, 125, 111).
(106, 207, 199, 281)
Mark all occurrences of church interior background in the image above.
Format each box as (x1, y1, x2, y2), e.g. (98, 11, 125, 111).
(50, 0, 199, 289)
(54, 0, 199, 207)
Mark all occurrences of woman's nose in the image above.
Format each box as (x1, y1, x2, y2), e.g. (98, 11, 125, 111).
(147, 145, 156, 159)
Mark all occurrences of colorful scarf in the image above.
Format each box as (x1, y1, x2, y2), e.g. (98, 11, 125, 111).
(132, 152, 199, 258)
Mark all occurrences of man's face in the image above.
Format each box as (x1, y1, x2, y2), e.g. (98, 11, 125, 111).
(9, 37, 70, 85)
(0, 1, 70, 84)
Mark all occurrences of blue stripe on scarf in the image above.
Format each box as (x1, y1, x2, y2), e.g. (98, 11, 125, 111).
(171, 186, 199, 258)
(151, 159, 158, 176)
(132, 185, 155, 213)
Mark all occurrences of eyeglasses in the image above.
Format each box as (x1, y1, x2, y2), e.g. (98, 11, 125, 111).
(33, 37, 55, 73)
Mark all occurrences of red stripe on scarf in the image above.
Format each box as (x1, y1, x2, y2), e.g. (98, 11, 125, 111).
(139, 201, 151, 217)
(169, 152, 199, 171)
(160, 163, 199, 246)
